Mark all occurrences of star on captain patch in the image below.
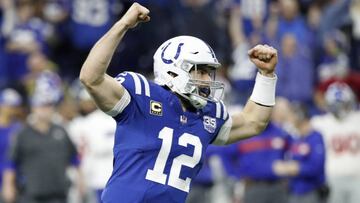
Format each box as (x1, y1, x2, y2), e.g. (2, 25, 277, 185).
(150, 100, 162, 116)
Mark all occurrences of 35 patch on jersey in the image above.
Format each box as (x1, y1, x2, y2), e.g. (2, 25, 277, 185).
(203, 116, 216, 133)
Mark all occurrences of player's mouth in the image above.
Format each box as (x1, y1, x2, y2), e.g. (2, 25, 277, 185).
(198, 86, 211, 98)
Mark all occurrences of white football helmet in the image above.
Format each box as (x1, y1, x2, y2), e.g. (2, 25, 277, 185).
(325, 82, 356, 118)
(153, 36, 224, 109)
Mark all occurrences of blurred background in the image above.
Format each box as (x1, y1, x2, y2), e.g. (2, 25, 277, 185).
(0, 0, 359, 203)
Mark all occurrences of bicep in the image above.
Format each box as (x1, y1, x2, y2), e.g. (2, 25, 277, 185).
(84, 74, 125, 112)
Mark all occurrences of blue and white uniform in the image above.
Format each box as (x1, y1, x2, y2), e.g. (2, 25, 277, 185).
(101, 72, 232, 203)
(69, 0, 118, 49)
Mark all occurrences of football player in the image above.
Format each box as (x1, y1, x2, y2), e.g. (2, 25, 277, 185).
(311, 82, 360, 203)
(79, 3, 278, 203)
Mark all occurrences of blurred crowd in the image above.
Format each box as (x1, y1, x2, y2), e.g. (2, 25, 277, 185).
(0, 0, 360, 203)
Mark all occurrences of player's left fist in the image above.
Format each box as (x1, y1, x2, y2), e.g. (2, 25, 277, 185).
(248, 44, 278, 77)
(118, 3, 150, 29)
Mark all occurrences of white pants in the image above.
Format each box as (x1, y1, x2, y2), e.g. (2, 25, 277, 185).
(328, 176, 360, 203)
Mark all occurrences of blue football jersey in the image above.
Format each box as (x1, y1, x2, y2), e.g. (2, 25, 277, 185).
(69, 0, 118, 49)
(288, 131, 326, 194)
(101, 72, 230, 203)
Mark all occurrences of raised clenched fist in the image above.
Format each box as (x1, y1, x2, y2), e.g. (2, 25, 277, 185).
(119, 3, 150, 29)
(248, 44, 278, 77)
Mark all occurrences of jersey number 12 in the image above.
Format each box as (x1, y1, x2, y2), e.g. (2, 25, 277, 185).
(145, 127, 202, 192)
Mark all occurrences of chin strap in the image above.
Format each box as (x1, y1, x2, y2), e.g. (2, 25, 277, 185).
(176, 92, 207, 109)
(189, 94, 207, 109)
(166, 76, 209, 109)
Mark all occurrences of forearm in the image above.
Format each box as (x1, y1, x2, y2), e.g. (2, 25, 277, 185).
(75, 166, 85, 198)
(235, 72, 276, 133)
(2, 169, 16, 190)
(227, 101, 272, 143)
(1, 1, 16, 37)
(79, 21, 129, 86)
(273, 160, 300, 177)
(241, 101, 272, 132)
(227, 72, 276, 144)
(2, 170, 17, 203)
(228, 5, 244, 47)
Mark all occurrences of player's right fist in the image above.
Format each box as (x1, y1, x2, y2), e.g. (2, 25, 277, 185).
(119, 3, 150, 29)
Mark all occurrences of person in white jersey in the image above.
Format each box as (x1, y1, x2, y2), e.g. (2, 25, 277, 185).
(311, 82, 360, 203)
(68, 87, 116, 203)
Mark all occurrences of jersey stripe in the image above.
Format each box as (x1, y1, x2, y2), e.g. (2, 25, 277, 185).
(220, 101, 228, 120)
(137, 73, 150, 97)
(127, 72, 142, 95)
(215, 102, 221, 118)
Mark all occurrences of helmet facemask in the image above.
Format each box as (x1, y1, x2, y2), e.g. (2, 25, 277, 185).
(173, 62, 225, 109)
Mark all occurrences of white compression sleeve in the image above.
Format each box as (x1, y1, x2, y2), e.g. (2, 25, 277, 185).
(250, 72, 277, 106)
(105, 89, 131, 117)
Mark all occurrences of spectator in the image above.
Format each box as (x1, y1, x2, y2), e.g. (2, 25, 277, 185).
(276, 33, 314, 103)
(0, 89, 22, 203)
(230, 0, 270, 38)
(112, 0, 177, 74)
(273, 103, 327, 203)
(22, 52, 57, 95)
(63, 0, 122, 79)
(172, 0, 231, 65)
(41, 0, 69, 25)
(222, 122, 291, 203)
(311, 82, 360, 203)
(306, 2, 324, 66)
(1, 74, 81, 203)
(317, 30, 349, 83)
(271, 97, 293, 128)
(227, 2, 263, 104)
(350, 0, 360, 70)
(186, 145, 232, 203)
(68, 0, 121, 50)
(262, 0, 280, 47)
(318, 0, 352, 44)
(2, 0, 53, 84)
(68, 87, 115, 203)
(277, 0, 312, 46)
(314, 30, 360, 111)
(0, 9, 8, 88)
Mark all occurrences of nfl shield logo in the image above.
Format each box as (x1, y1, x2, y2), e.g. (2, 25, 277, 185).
(180, 115, 187, 124)
(203, 116, 216, 133)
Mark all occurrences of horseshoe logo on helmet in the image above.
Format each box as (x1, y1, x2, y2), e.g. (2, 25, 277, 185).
(161, 42, 184, 64)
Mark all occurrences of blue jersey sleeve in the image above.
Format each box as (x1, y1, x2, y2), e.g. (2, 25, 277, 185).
(298, 131, 326, 178)
(218, 144, 240, 178)
(113, 71, 151, 122)
(6, 130, 24, 171)
(210, 100, 232, 145)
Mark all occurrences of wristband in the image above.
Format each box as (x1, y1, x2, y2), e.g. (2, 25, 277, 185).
(250, 72, 277, 106)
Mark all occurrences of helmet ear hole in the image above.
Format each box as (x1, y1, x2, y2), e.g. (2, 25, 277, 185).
(167, 71, 178, 78)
